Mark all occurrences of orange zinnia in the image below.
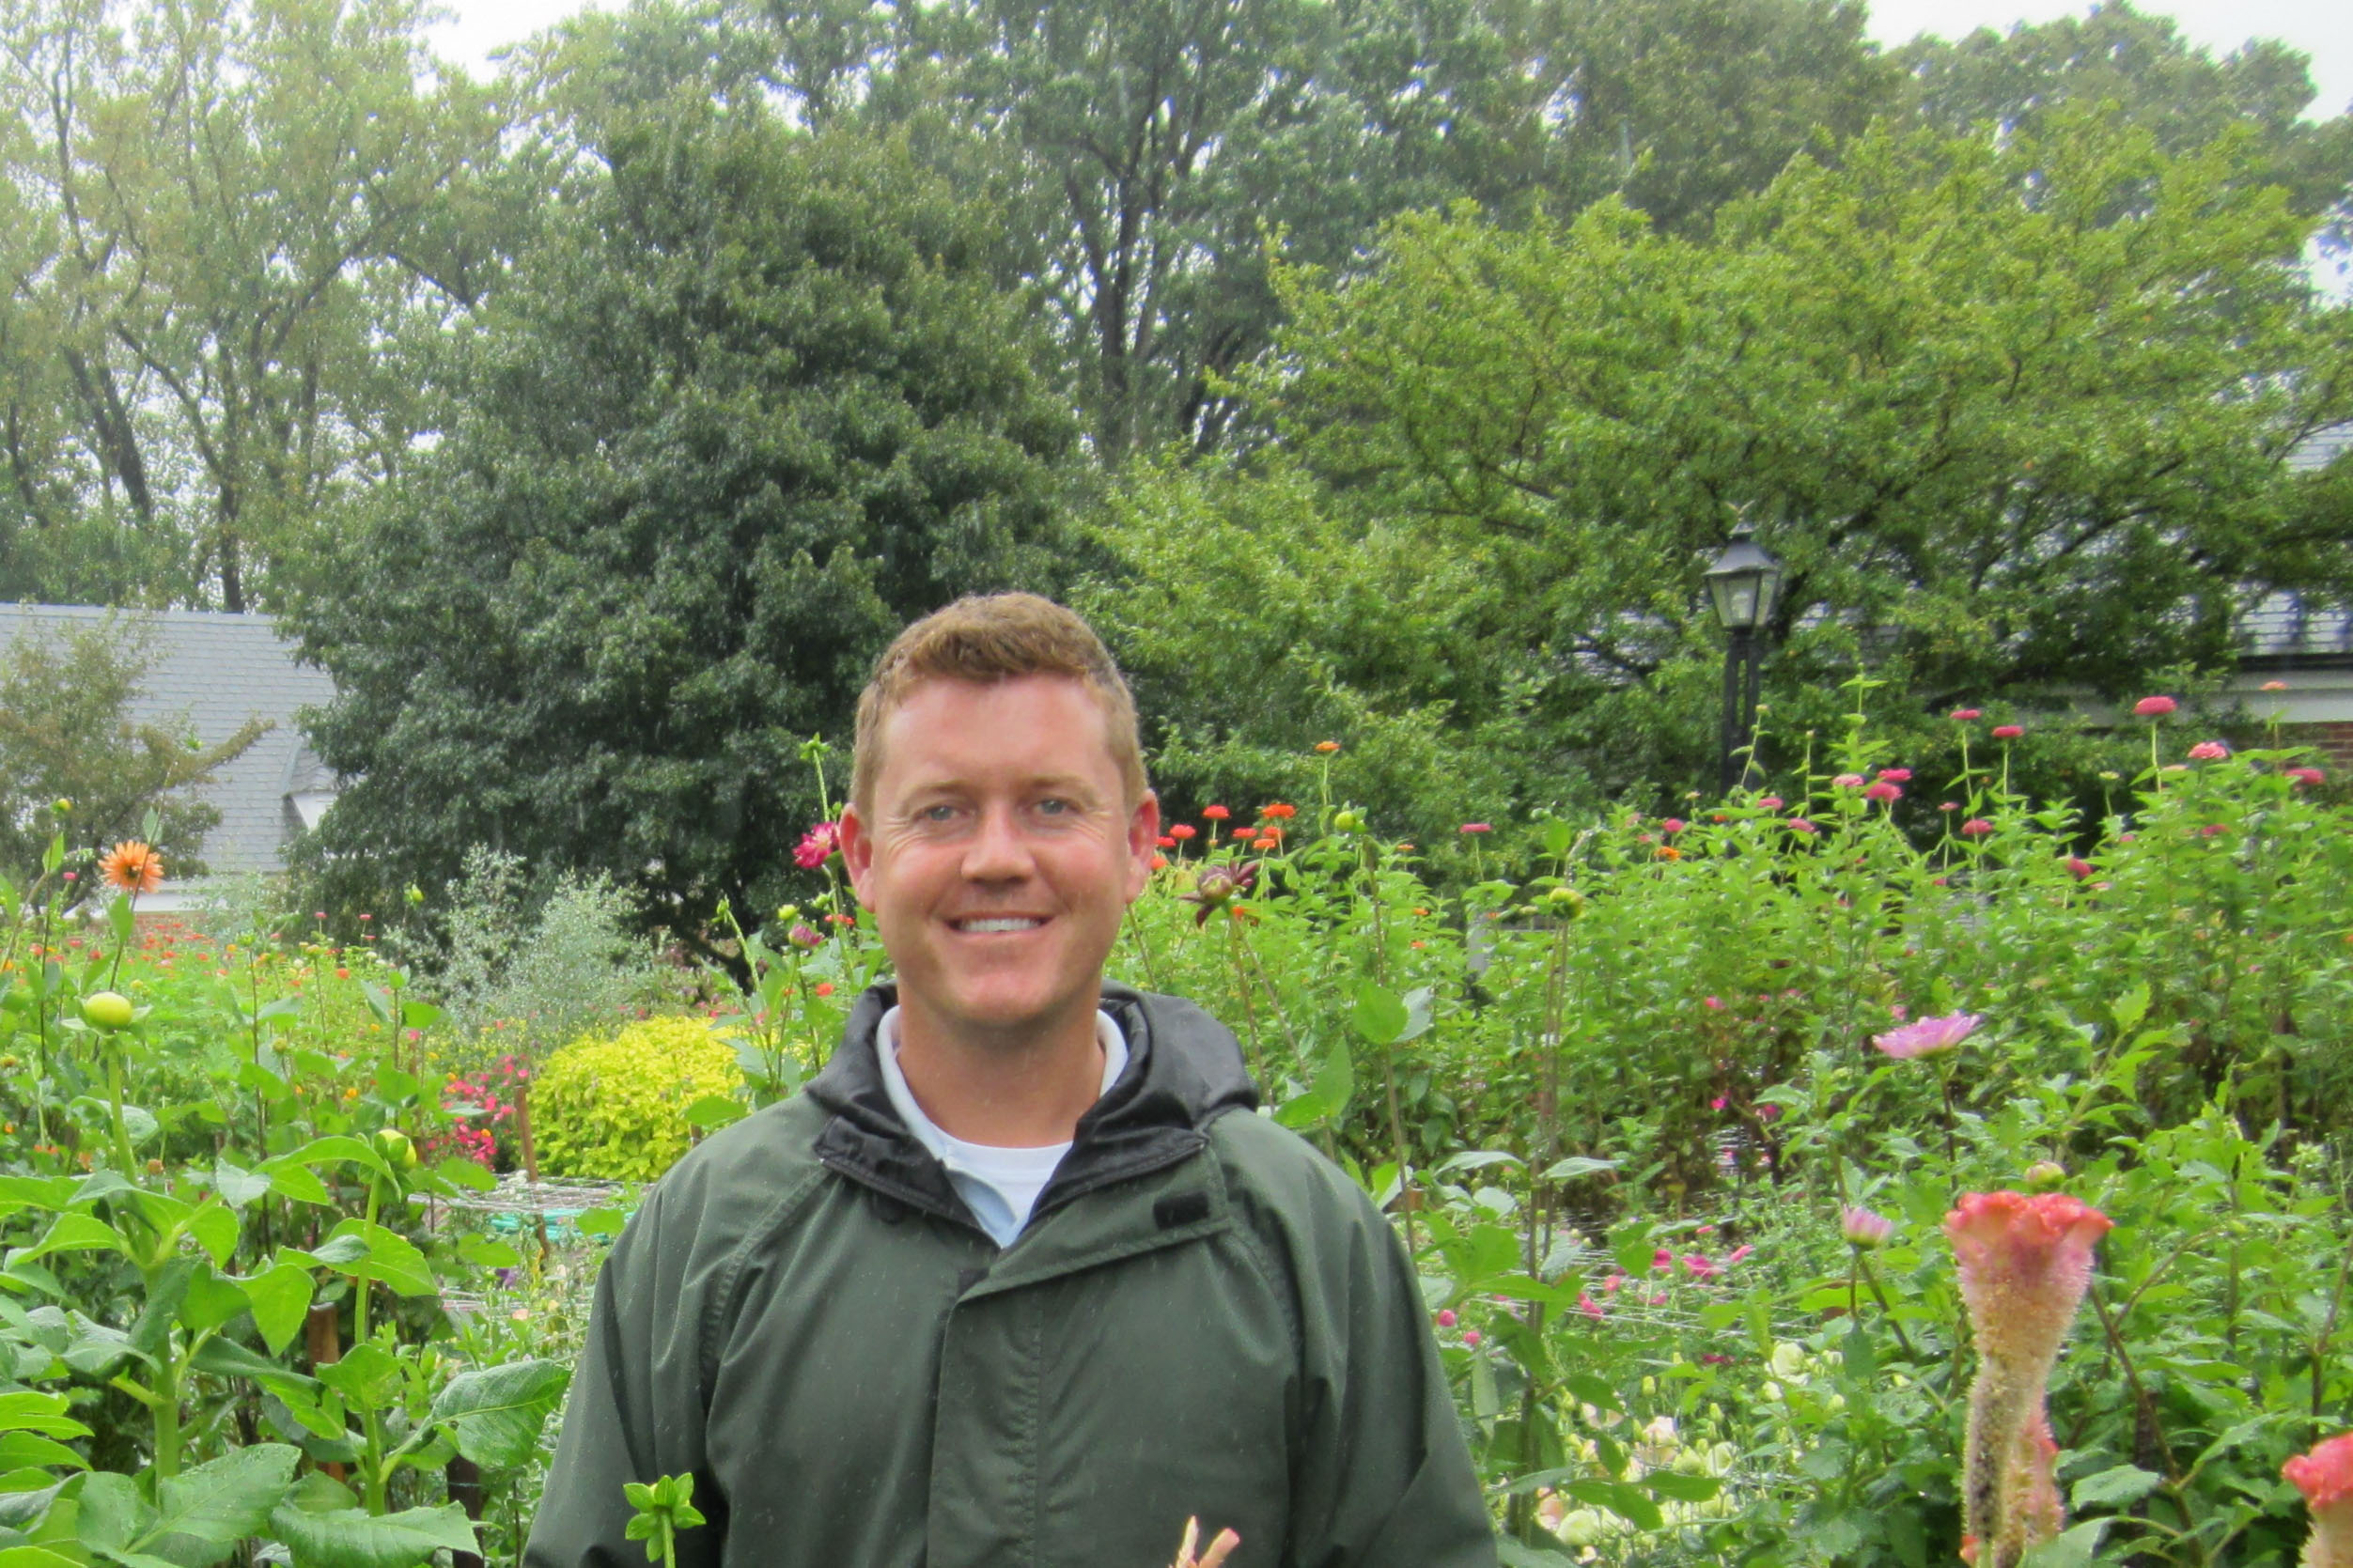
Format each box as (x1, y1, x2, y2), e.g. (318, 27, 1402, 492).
(101, 841, 164, 893)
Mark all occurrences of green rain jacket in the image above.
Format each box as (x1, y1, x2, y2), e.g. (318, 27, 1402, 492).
(523, 983, 1496, 1568)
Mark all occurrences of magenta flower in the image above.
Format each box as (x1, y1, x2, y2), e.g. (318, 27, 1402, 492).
(1872, 1012, 1981, 1060)
(1703, 996, 1724, 1012)
(1756, 796, 1784, 809)
(1785, 817, 1817, 835)
(2133, 695, 2177, 717)
(1864, 781, 1903, 803)
(1950, 707, 1982, 722)
(2289, 768, 2327, 786)
(1991, 724, 2023, 740)
(1434, 1309, 1457, 1328)
(1577, 1293, 1604, 1320)
(1725, 1244, 1753, 1266)
(1945, 1191, 2112, 1568)
(2284, 1433, 2353, 1568)
(2187, 740, 2229, 761)
(1961, 817, 1995, 838)
(2065, 857, 2093, 880)
(793, 819, 840, 869)
(1660, 817, 1686, 834)
(1841, 1206, 1893, 1247)
(1458, 822, 1492, 834)
(1832, 772, 1865, 788)
(1877, 768, 1912, 783)
(1461, 1329, 1482, 1347)
(788, 923, 823, 950)
(1681, 1253, 1719, 1280)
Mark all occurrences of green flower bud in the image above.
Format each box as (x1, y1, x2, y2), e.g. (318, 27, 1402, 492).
(2024, 1159, 2067, 1191)
(374, 1127, 418, 1171)
(1332, 809, 1363, 833)
(82, 991, 135, 1031)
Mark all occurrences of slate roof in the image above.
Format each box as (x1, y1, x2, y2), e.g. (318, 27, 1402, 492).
(0, 605, 335, 877)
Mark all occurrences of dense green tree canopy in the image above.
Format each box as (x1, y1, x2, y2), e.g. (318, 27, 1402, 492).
(1093, 116, 2353, 835)
(289, 109, 1080, 943)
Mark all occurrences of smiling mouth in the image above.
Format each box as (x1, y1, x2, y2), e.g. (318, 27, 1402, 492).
(952, 917, 1047, 933)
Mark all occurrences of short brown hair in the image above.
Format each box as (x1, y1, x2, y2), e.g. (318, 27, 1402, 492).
(849, 594, 1147, 812)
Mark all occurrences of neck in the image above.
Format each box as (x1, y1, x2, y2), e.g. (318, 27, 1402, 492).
(894, 1001, 1105, 1147)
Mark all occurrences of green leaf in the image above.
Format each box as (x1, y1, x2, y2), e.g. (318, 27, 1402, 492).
(314, 1344, 402, 1412)
(2020, 1519, 2108, 1568)
(181, 1205, 238, 1268)
(1541, 1156, 1620, 1182)
(456, 1235, 522, 1270)
(0, 1545, 85, 1568)
(2110, 984, 2149, 1035)
(319, 1223, 433, 1297)
(2069, 1466, 2163, 1511)
(429, 1359, 570, 1468)
(0, 1436, 84, 1473)
(241, 1265, 316, 1357)
(359, 984, 395, 1027)
(681, 1095, 743, 1132)
(426, 1158, 494, 1195)
(211, 1162, 272, 1211)
(270, 1501, 477, 1568)
(138, 1445, 301, 1567)
(1644, 1471, 1720, 1502)
(1348, 982, 1409, 1046)
(0, 1396, 90, 1440)
(1395, 986, 1434, 1044)
(188, 1338, 319, 1404)
(1310, 1039, 1353, 1116)
(11, 1214, 126, 1265)
(574, 1210, 626, 1241)
(105, 896, 133, 953)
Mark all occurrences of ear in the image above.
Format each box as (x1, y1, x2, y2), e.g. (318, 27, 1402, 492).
(839, 802, 877, 906)
(1123, 790, 1161, 902)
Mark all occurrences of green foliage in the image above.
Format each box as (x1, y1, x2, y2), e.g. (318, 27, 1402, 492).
(534, 1017, 743, 1182)
(290, 106, 1080, 956)
(1099, 115, 2353, 831)
(0, 618, 263, 886)
(623, 1473, 707, 1568)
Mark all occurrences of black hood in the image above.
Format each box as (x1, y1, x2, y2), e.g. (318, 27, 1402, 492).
(805, 982, 1259, 1236)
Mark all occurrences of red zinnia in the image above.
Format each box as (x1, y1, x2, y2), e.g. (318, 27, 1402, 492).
(2132, 695, 2177, 718)
(1168, 824, 1197, 840)
(1950, 708, 1982, 722)
(1202, 805, 1230, 821)
(1992, 724, 2023, 740)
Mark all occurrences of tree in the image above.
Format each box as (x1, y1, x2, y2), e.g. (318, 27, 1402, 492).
(0, 0, 509, 611)
(289, 107, 1081, 953)
(0, 616, 263, 885)
(1094, 116, 2353, 830)
(1895, 1, 2353, 231)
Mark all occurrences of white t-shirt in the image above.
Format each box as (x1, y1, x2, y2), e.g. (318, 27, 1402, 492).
(875, 1006, 1130, 1248)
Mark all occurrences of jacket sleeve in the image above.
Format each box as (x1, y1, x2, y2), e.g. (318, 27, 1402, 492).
(522, 1183, 724, 1568)
(1284, 1177, 1499, 1568)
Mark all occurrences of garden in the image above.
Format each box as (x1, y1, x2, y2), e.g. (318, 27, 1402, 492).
(0, 694, 2346, 1568)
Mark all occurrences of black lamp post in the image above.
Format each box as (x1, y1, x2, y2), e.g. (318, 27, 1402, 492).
(1703, 518, 1785, 795)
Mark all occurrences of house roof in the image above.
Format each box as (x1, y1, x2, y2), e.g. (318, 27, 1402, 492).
(0, 604, 335, 877)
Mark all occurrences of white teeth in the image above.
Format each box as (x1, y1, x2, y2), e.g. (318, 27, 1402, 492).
(959, 918, 1041, 933)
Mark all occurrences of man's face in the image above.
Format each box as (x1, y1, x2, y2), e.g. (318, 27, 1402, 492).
(839, 675, 1158, 1052)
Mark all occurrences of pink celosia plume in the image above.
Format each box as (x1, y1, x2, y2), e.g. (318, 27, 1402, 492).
(2285, 1433, 2353, 1568)
(1945, 1191, 2113, 1568)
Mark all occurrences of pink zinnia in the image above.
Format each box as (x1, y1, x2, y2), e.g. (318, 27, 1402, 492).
(1832, 772, 1865, 788)
(1577, 1292, 1604, 1320)
(1756, 796, 1784, 809)
(2285, 1433, 2353, 1568)
(1950, 708, 1982, 722)
(1725, 1244, 1753, 1266)
(2133, 695, 2177, 717)
(2289, 768, 2327, 786)
(1660, 818, 1686, 834)
(1961, 817, 1995, 838)
(1878, 768, 1912, 783)
(2065, 857, 2093, 880)
(1459, 822, 1491, 834)
(1785, 817, 1817, 835)
(1841, 1206, 1893, 1247)
(1682, 1253, 1719, 1280)
(2188, 740, 2229, 761)
(1945, 1192, 2112, 1568)
(1864, 781, 1903, 803)
(793, 820, 840, 869)
(788, 923, 823, 950)
(1992, 724, 2023, 740)
(1872, 1012, 1981, 1060)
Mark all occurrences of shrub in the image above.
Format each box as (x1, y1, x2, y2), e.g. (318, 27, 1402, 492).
(533, 1017, 740, 1181)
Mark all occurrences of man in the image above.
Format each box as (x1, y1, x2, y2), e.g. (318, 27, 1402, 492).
(525, 594, 1496, 1568)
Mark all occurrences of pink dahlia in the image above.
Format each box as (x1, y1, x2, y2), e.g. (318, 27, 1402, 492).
(793, 820, 840, 869)
(1872, 1012, 1981, 1060)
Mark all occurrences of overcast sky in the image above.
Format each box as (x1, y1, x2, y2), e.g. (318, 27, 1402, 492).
(429, 0, 2352, 116)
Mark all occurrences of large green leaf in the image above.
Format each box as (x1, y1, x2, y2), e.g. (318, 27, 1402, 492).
(0, 1396, 88, 1439)
(429, 1359, 569, 1468)
(188, 1338, 319, 1404)
(144, 1445, 301, 1567)
(241, 1265, 316, 1358)
(270, 1502, 476, 1568)
(0, 1435, 84, 1472)
(1348, 982, 1408, 1046)
(11, 1214, 125, 1265)
(319, 1223, 433, 1298)
(314, 1345, 401, 1412)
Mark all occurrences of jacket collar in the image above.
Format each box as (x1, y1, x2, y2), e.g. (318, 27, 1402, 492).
(806, 982, 1257, 1237)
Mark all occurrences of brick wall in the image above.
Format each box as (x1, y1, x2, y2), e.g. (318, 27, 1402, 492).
(2293, 722, 2353, 770)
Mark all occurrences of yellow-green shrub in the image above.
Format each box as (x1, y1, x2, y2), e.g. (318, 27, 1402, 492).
(532, 1017, 741, 1182)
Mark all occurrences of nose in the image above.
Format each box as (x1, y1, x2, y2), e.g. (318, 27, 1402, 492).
(959, 802, 1035, 883)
